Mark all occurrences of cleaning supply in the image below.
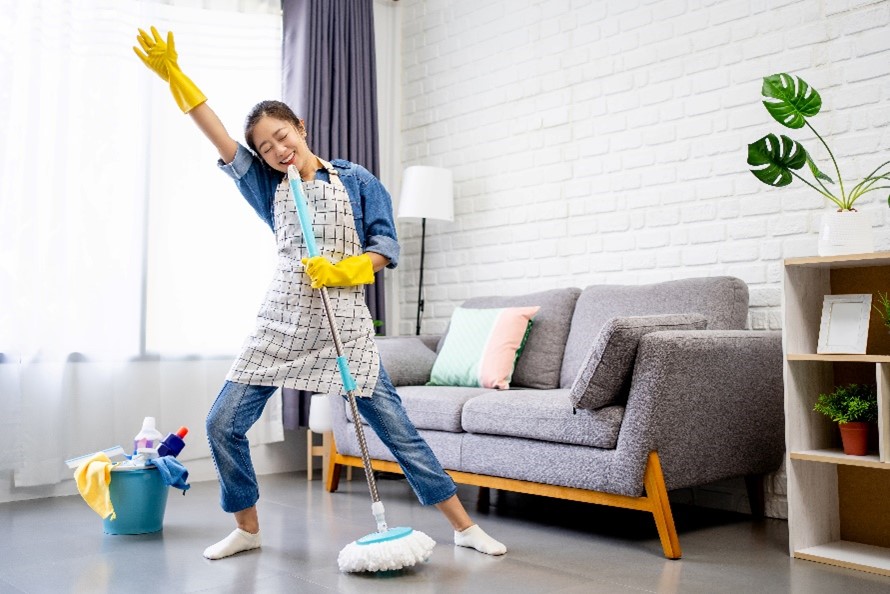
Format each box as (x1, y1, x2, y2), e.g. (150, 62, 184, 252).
(148, 456, 191, 492)
(157, 426, 189, 458)
(133, 416, 164, 454)
(133, 27, 207, 113)
(301, 253, 375, 289)
(103, 467, 169, 535)
(288, 166, 435, 572)
(74, 452, 116, 520)
(65, 446, 126, 469)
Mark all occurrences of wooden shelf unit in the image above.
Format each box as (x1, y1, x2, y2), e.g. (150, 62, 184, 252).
(783, 252, 890, 577)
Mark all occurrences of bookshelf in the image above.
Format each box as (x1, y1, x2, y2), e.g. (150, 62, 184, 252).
(784, 252, 890, 576)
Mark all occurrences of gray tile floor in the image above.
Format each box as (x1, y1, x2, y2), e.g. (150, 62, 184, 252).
(2, 472, 890, 593)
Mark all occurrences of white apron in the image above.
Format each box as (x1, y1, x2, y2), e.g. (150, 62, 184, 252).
(227, 160, 380, 397)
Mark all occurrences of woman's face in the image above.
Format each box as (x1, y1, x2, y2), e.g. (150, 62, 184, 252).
(251, 116, 314, 174)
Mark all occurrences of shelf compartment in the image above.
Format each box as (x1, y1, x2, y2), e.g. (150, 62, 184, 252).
(790, 449, 887, 469)
(787, 354, 890, 363)
(785, 252, 890, 269)
(794, 540, 890, 577)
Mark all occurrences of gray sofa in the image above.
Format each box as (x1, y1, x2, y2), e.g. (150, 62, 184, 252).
(325, 276, 784, 558)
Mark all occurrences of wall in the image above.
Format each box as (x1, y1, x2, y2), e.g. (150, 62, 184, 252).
(395, 0, 890, 518)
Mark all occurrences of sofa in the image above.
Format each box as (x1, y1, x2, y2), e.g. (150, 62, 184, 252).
(324, 276, 785, 559)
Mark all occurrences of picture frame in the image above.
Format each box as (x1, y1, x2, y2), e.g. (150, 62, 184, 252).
(817, 294, 872, 355)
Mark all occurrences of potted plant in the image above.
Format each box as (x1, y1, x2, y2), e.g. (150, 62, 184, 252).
(875, 291, 890, 336)
(747, 72, 890, 256)
(813, 383, 878, 455)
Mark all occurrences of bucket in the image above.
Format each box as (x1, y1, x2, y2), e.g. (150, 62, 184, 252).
(102, 467, 169, 535)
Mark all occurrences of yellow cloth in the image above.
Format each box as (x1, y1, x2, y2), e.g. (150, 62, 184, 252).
(74, 453, 116, 520)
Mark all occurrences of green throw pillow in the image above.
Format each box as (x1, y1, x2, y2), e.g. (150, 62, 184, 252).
(428, 306, 540, 389)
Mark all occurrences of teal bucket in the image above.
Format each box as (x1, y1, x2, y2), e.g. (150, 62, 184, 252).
(102, 467, 169, 535)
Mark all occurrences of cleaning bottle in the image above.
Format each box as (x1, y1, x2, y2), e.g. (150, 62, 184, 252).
(157, 426, 189, 458)
(133, 417, 164, 454)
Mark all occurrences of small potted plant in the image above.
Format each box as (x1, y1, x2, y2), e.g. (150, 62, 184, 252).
(747, 73, 890, 256)
(875, 292, 890, 336)
(813, 383, 878, 455)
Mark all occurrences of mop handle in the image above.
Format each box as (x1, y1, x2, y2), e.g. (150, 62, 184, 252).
(288, 166, 383, 508)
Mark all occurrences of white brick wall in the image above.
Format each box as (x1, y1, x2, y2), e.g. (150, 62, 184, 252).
(395, 0, 890, 518)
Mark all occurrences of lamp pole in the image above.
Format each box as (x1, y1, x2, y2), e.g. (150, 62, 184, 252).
(415, 217, 426, 335)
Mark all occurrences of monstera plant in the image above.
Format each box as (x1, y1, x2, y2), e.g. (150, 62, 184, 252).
(747, 73, 890, 212)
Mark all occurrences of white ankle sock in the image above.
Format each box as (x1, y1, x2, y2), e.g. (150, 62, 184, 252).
(203, 528, 261, 560)
(454, 524, 506, 556)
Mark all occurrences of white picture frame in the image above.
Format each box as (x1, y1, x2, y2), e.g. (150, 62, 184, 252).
(817, 294, 872, 355)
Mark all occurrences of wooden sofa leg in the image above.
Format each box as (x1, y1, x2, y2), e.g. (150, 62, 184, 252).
(325, 433, 342, 493)
(644, 451, 682, 559)
(744, 474, 766, 519)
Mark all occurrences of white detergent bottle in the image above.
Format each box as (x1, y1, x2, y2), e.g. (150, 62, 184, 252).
(133, 416, 164, 454)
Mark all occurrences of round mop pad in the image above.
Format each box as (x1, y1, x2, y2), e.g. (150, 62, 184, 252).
(338, 526, 436, 572)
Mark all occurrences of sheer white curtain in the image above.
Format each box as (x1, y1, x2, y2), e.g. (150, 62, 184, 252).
(0, 0, 284, 490)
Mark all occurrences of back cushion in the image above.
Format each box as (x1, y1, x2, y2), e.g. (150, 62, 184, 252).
(569, 314, 708, 410)
(376, 337, 438, 386)
(440, 288, 581, 389)
(560, 276, 748, 387)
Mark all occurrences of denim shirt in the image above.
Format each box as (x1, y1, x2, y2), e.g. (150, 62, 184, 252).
(217, 143, 400, 268)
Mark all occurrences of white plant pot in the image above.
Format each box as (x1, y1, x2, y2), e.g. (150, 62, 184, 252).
(817, 210, 874, 257)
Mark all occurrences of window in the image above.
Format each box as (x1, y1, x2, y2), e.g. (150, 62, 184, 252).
(0, 0, 283, 360)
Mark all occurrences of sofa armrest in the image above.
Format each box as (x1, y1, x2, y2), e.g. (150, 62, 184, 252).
(618, 330, 784, 492)
(376, 335, 440, 386)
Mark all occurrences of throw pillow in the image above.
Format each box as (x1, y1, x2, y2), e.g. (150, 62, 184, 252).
(428, 306, 541, 390)
(376, 337, 438, 386)
(569, 314, 708, 410)
(444, 288, 582, 390)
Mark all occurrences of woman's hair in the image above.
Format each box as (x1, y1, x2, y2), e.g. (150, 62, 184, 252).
(244, 100, 305, 153)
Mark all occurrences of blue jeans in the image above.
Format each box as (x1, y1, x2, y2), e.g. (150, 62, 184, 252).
(206, 367, 457, 513)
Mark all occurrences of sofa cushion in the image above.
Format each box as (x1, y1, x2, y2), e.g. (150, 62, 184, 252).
(429, 306, 540, 389)
(376, 337, 437, 386)
(441, 288, 582, 390)
(560, 277, 748, 387)
(461, 389, 624, 449)
(346, 385, 491, 432)
(569, 314, 708, 410)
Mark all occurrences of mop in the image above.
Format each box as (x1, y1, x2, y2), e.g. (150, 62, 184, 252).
(288, 166, 436, 572)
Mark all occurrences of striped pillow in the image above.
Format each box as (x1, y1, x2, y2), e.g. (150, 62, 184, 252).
(428, 306, 540, 390)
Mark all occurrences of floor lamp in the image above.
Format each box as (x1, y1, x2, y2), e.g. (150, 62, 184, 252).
(397, 166, 454, 335)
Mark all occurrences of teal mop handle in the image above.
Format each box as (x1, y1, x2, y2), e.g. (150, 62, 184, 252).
(288, 166, 384, 516)
(288, 166, 320, 259)
(288, 167, 357, 393)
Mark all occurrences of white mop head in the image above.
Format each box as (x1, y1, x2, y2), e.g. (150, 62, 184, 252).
(338, 526, 436, 572)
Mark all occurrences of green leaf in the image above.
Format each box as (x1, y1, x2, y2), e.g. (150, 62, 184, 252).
(761, 73, 822, 129)
(747, 133, 807, 187)
(806, 154, 834, 184)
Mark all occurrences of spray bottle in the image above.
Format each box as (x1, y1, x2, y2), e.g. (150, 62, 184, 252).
(157, 426, 189, 458)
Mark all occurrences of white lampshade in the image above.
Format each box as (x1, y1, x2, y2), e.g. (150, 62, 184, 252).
(308, 394, 333, 433)
(397, 166, 454, 222)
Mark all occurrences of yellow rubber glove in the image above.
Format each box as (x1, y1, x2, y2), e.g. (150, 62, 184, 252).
(301, 254, 375, 289)
(133, 26, 207, 113)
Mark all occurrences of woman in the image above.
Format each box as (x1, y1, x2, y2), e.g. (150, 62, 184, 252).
(133, 27, 506, 561)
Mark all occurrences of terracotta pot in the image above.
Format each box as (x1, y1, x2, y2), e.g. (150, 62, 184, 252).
(839, 421, 869, 456)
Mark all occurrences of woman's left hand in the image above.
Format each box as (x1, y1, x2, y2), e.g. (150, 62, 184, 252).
(301, 254, 375, 289)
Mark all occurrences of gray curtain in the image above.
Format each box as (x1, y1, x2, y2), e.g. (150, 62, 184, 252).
(280, 0, 386, 429)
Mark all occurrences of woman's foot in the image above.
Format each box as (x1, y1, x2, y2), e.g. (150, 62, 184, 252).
(454, 524, 506, 555)
(203, 528, 261, 560)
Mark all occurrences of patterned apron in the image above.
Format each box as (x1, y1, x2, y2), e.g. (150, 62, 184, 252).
(227, 159, 380, 397)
